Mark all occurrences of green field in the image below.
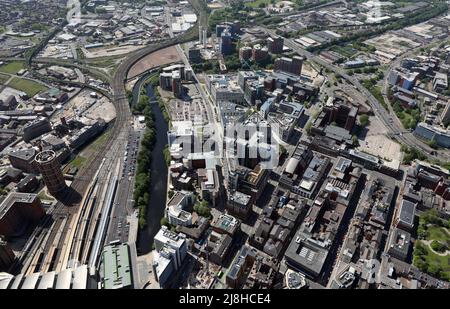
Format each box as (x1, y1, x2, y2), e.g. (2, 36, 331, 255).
(6, 78, 48, 96)
(428, 226, 450, 243)
(86, 129, 111, 152)
(414, 240, 450, 281)
(392, 102, 421, 129)
(414, 210, 450, 281)
(0, 73, 9, 85)
(69, 156, 86, 169)
(245, 0, 280, 8)
(368, 84, 388, 110)
(0, 61, 25, 74)
(330, 45, 358, 58)
(63, 155, 87, 174)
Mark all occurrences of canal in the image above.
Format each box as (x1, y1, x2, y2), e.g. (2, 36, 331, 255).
(134, 75, 169, 254)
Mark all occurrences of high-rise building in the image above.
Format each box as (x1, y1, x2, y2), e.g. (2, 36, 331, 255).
(188, 47, 202, 63)
(239, 46, 252, 62)
(238, 71, 258, 91)
(152, 226, 187, 288)
(216, 24, 231, 37)
(199, 24, 203, 45)
(251, 44, 269, 63)
(159, 64, 186, 98)
(172, 71, 183, 99)
(274, 56, 304, 76)
(35, 150, 66, 196)
(267, 36, 284, 54)
(219, 28, 233, 56)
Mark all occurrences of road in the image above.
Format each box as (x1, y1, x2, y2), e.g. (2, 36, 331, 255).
(267, 28, 449, 162)
(66, 0, 81, 24)
(11, 0, 210, 281)
(380, 40, 450, 160)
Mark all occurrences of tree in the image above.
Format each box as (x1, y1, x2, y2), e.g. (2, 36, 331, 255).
(359, 114, 370, 127)
(422, 209, 440, 225)
(194, 200, 211, 218)
(414, 242, 428, 257)
(413, 255, 428, 272)
(417, 225, 428, 239)
(160, 217, 170, 227)
(279, 144, 287, 156)
(427, 264, 442, 276)
(430, 240, 447, 253)
(352, 135, 359, 147)
(428, 137, 438, 149)
(305, 122, 312, 134)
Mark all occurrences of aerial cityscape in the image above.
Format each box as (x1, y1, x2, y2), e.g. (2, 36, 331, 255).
(0, 0, 449, 291)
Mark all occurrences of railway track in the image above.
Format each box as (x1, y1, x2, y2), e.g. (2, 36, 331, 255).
(15, 78, 131, 275)
(13, 0, 207, 276)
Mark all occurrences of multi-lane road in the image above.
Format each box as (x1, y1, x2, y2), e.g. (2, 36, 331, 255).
(11, 0, 209, 277)
(268, 29, 450, 162)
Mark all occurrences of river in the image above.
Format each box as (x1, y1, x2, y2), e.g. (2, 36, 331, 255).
(136, 81, 169, 254)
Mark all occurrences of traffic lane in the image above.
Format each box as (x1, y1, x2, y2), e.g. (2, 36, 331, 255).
(283, 38, 444, 159)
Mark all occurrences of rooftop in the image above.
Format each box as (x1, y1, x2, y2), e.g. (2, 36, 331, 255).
(0, 192, 38, 219)
(101, 243, 132, 289)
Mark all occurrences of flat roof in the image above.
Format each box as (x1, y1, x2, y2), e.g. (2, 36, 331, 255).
(398, 199, 416, 227)
(0, 192, 38, 220)
(285, 232, 328, 276)
(389, 228, 411, 256)
(102, 243, 132, 289)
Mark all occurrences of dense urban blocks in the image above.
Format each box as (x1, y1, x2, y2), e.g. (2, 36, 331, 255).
(1, 0, 450, 292)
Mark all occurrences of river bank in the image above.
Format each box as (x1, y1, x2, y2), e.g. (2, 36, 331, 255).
(132, 76, 169, 254)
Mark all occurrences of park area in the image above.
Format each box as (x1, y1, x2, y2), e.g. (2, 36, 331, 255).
(244, 0, 278, 7)
(0, 61, 25, 74)
(0, 73, 9, 84)
(6, 77, 48, 97)
(413, 210, 450, 281)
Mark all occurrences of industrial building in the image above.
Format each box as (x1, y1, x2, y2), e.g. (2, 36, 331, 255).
(22, 117, 52, 142)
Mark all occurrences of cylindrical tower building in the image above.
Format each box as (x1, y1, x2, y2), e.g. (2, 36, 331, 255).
(35, 150, 66, 196)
